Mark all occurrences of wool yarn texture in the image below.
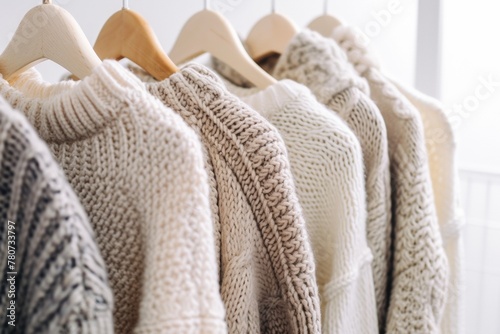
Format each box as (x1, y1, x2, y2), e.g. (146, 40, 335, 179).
(332, 25, 450, 334)
(128, 63, 322, 334)
(0, 97, 114, 334)
(0, 61, 227, 334)
(214, 75, 380, 334)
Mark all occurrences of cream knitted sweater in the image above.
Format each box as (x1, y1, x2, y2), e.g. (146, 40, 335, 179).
(129, 63, 322, 334)
(213, 30, 392, 330)
(0, 97, 114, 333)
(215, 77, 378, 334)
(332, 26, 450, 334)
(0, 61, 227, 334)
(387, 79, 465, 334)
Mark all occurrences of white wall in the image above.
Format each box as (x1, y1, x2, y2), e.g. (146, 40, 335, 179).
(0, 0, 418, 84)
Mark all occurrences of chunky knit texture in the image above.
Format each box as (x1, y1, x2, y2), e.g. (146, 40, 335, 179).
(332, 25, 449, 334)
(0, 97, 114, 334)
(387, 79, 466, 334)
(129, 63, 322, 334)
(0, 61, 227, 334)
(215, 77, 379, 334)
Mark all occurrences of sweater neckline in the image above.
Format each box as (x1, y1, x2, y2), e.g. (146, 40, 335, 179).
(0, 60, 146, 143)
(218, 77, 312, 120)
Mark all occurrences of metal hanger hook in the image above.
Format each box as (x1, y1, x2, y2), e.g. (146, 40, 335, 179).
(42, 0, 52, 4)
(205, 0, 210, 10)
(123, 0, 129, 9)
(271, 0, 276, 13)
(324, 0, 329, 15)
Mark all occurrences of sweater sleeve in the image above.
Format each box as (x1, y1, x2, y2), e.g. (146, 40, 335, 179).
(0, 103, 114, 334)
(132, 101, 227, 334)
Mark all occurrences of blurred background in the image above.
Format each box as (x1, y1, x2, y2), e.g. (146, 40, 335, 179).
(1, 1, 499, 332)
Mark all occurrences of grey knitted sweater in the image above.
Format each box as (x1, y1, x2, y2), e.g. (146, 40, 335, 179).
(0, 97, 114, 333)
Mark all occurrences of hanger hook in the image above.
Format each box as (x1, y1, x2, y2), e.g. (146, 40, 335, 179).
(123, 0, 129, 9)
(324, 0, 329, 15)
(205, 0, 210, 10)
(43, 0, 52, 4)
(271, 0, 276, 13)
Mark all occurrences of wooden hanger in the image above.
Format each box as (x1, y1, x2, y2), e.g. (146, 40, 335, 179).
(94, 0, 178, 81)
(246, 1, 299, 62)
(169, 2, 276, 89)
(308, 0, 344, 37)
(0, 0, 101, 81)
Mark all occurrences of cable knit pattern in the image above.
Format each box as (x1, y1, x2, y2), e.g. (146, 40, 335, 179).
(332, 26, 449, 334)
(0, 61, 227, 334)
(132, 63, 322, 334)
(0, 97, 114, 334)
(215, 77, 380, 334)
(386, 79, 466, 334)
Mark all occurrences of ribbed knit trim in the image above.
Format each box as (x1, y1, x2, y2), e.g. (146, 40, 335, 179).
(0, 60, 146, 143)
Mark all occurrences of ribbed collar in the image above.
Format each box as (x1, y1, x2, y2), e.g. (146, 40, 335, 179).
(0, 60, 146, 144)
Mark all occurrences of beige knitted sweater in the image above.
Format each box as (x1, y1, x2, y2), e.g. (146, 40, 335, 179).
(0, 61, 227, 334)
(215, 77, 378, 334)
(332, 26, 450, 334)
(129, 63, 322, 334)
(0, 97, 114, 333)
(387, 79, 465, 334)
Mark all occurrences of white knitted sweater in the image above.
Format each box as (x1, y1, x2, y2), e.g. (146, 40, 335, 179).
(332, 26, 450, 334)
(0, 97, 114, 333)
(129, 63, 322, 334)
(212, 30, 392, 331)
(0, 61, 227, 334)
(218, 78, 378, 334)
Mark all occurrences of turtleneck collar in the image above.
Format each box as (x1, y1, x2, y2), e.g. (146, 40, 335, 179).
(331, 25, 381, 75)
(0, 60, 146, 144)
(271, 30, 369, 95)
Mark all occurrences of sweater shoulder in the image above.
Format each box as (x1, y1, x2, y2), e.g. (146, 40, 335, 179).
(274, 91, 364, 173)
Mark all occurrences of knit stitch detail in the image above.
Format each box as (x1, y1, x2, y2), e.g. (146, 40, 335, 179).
(0, 97, 114, 334)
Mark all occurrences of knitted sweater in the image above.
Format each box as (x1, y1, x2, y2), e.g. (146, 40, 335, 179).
(0, 97, 114, 333)
(213, 30, 392, 331)
(216, 77, 379, 334)
(332, 26, 450, 334)
(0, 61, 227, 334)
(129, 63, 322, 334)
(387, 79, 465, 334)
